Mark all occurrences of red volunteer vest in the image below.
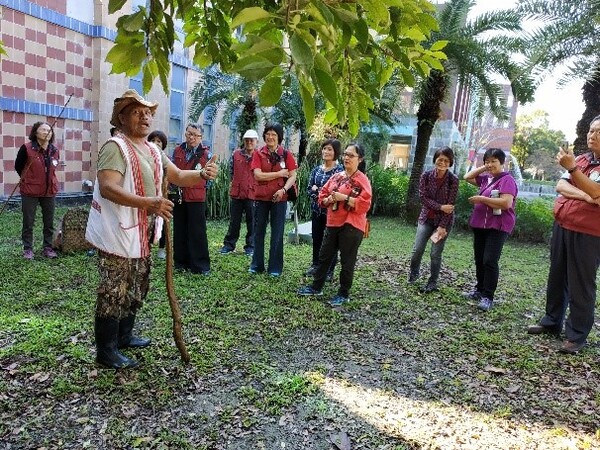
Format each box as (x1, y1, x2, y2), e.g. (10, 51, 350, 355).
(19, 142, 60, 197)
(172, 143, 210, 202)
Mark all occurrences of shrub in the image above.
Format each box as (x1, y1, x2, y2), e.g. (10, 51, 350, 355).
(512, 198, 554, 243)
(367, 164, 407, 218)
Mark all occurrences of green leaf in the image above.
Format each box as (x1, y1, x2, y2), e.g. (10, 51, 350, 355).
(313, 68, 338, 107)
(243, 39, 285, 66)
(122, 10, 146, 33)
(405, 26, 426, 42)
(331, 7, 358, 24)
(299, 80, 315, 128)
(313, 0, 334, 24)
(400, 68, 415, 86)
(386, 43, 410, 67)
(417, 12, 439, 33)
(289, 33, 314, 70)
(106, 43, 147, 76)
(355, 18, 369, 47)
(230, 7, 272, 29)
(108, 0, 128, 14)
(422, 54, 444, 71)
(314, 53, 331, 73)
(430, 40, 448, 52)
(413, 60, 430, 78)
(324, 107, 337, 124)
(363, 0, 389, 27)
(260, 76, 283, 107)
(232, 57, 277, 81)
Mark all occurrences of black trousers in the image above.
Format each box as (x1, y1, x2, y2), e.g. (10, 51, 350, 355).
(540, 223, 600, 344)
(471, 227, 508, 300)
(311, 211, 337, 273)
(173, 201, 210, 273)
(223, 198, 254, 252)
(312, 224, 363, 297)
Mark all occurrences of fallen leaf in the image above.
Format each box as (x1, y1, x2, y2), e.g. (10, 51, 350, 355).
(329, 431, 351, 450)
(484, 365, 508, 375)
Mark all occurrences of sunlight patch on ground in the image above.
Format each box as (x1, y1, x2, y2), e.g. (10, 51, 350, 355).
(316, 375, 598, 450)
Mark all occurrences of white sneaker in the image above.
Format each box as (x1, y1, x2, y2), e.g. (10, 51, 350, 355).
(157, 248, 166, 259)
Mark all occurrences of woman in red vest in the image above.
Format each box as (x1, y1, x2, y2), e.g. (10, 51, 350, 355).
(249, 123, 297, 276)
(15, 121, 60, 260)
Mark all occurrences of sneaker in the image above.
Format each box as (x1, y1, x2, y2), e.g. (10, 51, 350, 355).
(305, 265, 317, 276)
(43, 247, 58, 259)
(23, 249, 34, 260)
(463, 290, 481, 301)
(244, 249, 254, 257)
(421, 282, 438, 293)
(559, 340, 586, 354)
(268, 272, 281, 278)
(219, 247, 234, 255)
(297, 286, 323, 296)
(477, 297, 493, 311)
(328, 294, 349, 307)
(248, 267, 264, 274)
(157, 248, 166, 259)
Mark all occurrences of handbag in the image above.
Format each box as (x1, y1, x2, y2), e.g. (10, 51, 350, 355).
(286, 183, 299, 202)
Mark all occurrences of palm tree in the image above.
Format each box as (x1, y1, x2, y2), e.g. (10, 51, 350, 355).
(517, 0, 600, 154)
(189, 66, 263, 145)
(405, 0, 535, 222)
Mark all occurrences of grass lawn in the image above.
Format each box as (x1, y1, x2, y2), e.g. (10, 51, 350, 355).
(0, 208, 599, 449)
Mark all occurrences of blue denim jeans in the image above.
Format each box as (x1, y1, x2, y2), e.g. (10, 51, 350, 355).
(409, 221, 447, 284)
(251, 200, 287, 274)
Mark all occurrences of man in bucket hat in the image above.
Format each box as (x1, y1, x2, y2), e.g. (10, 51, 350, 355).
(219, 129, 259, 256)
(86, 89, 217, 369)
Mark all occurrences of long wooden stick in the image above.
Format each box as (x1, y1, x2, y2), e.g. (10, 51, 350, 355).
(162, 177, 190, 363)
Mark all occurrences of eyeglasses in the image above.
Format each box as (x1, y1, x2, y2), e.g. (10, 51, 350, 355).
(342, 152, 358, 158)
(185, 131, 202, 138)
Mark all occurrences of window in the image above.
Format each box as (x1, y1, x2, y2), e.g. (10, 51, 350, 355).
(202, 105, 215, 148)
(170, 65, 186, 143)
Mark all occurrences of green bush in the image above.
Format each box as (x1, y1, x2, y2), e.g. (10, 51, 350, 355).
(367, 164, 407, 218)
(512, 198, 554, 243)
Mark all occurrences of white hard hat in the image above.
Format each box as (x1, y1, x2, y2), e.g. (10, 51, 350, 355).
(243, 129, 259, 139)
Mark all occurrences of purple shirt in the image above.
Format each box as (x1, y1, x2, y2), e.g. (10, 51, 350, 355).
(469, 172, 518, 233)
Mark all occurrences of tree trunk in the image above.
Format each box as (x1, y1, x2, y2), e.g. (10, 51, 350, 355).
(404, 70, 446, 223)
(574, 66, 600, 155)
(298, 129, 308, 166)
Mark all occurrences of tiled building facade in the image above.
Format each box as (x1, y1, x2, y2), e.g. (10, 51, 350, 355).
(0, 0, 249, 198)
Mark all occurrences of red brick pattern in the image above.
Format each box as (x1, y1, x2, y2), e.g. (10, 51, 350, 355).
(1, 6, 94, 195)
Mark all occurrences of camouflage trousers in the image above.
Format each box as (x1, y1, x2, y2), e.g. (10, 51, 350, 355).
(95, 250, 153, 320)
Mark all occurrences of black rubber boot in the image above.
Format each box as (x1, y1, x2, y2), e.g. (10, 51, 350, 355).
(118, 314, 151, 349)
(95, 317, 138, 369)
